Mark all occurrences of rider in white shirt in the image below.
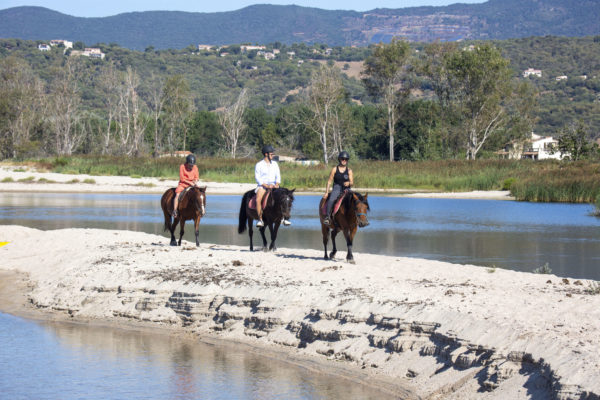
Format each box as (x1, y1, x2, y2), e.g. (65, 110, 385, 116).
(255, 145, 291, 227)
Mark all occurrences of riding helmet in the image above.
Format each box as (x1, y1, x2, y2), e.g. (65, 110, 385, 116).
(186, 154, 196, 165)
(261, 145, 275, 155)
(338, 150, 350, 161)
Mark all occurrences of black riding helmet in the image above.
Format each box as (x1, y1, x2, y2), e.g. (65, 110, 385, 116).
(338, 150, 350, 161)
(261, 145, 275, 156)
(186, 154, 196, 165)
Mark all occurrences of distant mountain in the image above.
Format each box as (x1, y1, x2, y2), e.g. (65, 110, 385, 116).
(0, 0, 598, 50)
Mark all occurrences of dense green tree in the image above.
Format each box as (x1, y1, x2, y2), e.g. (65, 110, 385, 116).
(362, 38, 411, 161)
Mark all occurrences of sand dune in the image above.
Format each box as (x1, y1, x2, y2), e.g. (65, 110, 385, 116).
(1, 225, 598, 399)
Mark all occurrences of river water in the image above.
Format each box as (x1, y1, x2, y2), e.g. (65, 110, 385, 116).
(0, 312, 394, 399)
(1, 192, 598, 279)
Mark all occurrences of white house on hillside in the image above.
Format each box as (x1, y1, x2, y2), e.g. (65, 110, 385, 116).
(523, 68, 542, 78)
(38, 44, 51, 51)
(497, 133, 567, 160)
(50, 39, 73, 49)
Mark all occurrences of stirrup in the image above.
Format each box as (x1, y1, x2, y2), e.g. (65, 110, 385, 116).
(282, 219, 291, 226)
(172, 209, 178, 218)
(323, 217, 330, 225)
(256, 219, 264, 227)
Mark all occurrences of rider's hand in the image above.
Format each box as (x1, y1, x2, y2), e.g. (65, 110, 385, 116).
(322, 193, 327, 198)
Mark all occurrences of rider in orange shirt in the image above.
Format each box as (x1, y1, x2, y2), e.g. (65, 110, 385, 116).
(173, 154, 199, 218)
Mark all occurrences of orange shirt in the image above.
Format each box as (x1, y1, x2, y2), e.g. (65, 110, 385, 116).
(178, 164, 199, 188)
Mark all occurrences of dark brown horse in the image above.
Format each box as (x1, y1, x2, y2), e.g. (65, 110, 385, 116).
(238, 187, 295, 251)
(319, 190, 369, 263)
(161, 186, 207, 246)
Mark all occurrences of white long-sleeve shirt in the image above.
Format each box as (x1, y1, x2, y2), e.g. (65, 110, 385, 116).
(255, 159, 281, 187)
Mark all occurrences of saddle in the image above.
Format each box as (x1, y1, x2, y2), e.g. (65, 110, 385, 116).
(321, 190, 348, 218)
(248, 190, 271, 210)
(176, 187, 192, 204)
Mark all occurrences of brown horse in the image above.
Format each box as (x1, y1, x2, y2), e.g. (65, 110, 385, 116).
(160, 186, 207, 246)
(319, 190, 369, 263)
(238, 187, 295, 251)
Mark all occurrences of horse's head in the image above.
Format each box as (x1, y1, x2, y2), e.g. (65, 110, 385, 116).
(352, 192, 370, 228)
(274, 188, 295, 220)
(191, 186, 207, 216)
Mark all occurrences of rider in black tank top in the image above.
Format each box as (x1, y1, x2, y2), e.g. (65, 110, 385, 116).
(323, 151, 353, 225)
(333, 166, 350, 186)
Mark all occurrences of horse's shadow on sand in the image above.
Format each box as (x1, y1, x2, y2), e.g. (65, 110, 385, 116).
(274, 253, 338, 262)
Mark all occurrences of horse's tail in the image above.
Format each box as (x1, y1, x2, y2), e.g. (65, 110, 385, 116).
(238, 190, 252, 234)
(161, 189, 174, 232)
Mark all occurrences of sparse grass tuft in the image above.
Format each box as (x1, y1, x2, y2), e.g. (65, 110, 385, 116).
(82, 178, 96, 184)
(585, 282, 600, 295)
(532, 263, 552, 274)
(66, 178, 80, 184)
(17, 176, 35, 182)
(132, 182, 155, 187)
(1, 177, 14, 183)
(37, 177, 56, 183)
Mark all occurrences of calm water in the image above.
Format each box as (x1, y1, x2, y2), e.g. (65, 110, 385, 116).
(0, 192, 599, 279)
(0, 312, 394, 400)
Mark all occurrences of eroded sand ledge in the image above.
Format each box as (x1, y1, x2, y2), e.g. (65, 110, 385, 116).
(1, 226, 598, 399)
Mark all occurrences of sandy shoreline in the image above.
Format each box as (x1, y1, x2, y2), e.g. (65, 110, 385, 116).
(1, 226, 598, 399)
(0, 165, 515, 199)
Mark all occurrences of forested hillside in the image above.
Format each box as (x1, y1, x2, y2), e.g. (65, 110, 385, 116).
(0, 35, 598, 162)
(1, 0, 599, 50)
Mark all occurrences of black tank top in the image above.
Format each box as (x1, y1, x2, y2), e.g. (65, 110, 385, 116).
(333, 166, 349, 186)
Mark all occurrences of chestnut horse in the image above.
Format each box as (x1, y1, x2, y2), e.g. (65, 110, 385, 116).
(238, 187, 295, 251)
(160, 186, 207, 246)
(319, 190, 369, 263)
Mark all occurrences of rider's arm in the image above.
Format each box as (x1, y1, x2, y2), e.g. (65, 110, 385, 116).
(347, 169, 354, 187)
(274, 162, 281, 188)
(324, 167, 335, 196)
(255, 161, 263, 187)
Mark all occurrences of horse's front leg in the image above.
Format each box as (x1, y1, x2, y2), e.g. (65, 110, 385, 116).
(178, 219, 185, 246)
(329, 229, 338, 260)
(344, 227, 357, 264)
(194, 215, 201, 247)
(170, 218, 179, 246)
(321, 223, 330, 259)
(259, 226, 268, 252)
(269, 221, 281, 252)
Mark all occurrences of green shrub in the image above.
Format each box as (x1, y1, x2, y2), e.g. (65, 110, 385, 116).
(82, 178, 96, 184)
(502, 177, 516, 190)
(52, 157, 69, 167)
(17, 176, 35, 182)
(1, 177, 14, 182)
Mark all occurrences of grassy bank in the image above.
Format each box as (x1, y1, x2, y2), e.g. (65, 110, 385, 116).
(9, 156, 600, 203)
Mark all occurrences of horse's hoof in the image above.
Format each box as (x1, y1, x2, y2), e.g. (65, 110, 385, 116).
(347, 259, 355, 264)
(262, 247, 269, 252)
(329, 252, 336, 259)
(170, 241, 177, 246)
(324, 255, 329, 260)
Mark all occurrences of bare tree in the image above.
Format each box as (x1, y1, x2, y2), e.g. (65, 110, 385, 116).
(143, 73, 166, 157)
(97, 61, 120, 154)
(114, 67, 148, 155)
(47, 58, 84, 156)
(218, 88, 249, 158)
(163, 75, 192, 153)
(0, 57, 45, 158)
(307, 64, 344, 164)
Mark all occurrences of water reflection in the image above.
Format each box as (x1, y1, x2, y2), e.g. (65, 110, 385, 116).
(1, 192, 599, 279)
(0, 312, 394, 400)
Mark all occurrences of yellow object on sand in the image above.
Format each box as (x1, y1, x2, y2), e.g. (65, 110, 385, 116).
(0, 242, 9, 247)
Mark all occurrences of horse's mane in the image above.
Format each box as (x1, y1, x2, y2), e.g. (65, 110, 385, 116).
(344, 190, 370, 211)
(273, 187, 295, 203)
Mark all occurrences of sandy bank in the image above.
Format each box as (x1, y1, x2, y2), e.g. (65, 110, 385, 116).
(0, 165, 514, 199)
(1, 226, 598, 399)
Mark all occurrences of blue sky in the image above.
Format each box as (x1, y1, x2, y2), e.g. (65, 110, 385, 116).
(0, 0, 486, 17)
